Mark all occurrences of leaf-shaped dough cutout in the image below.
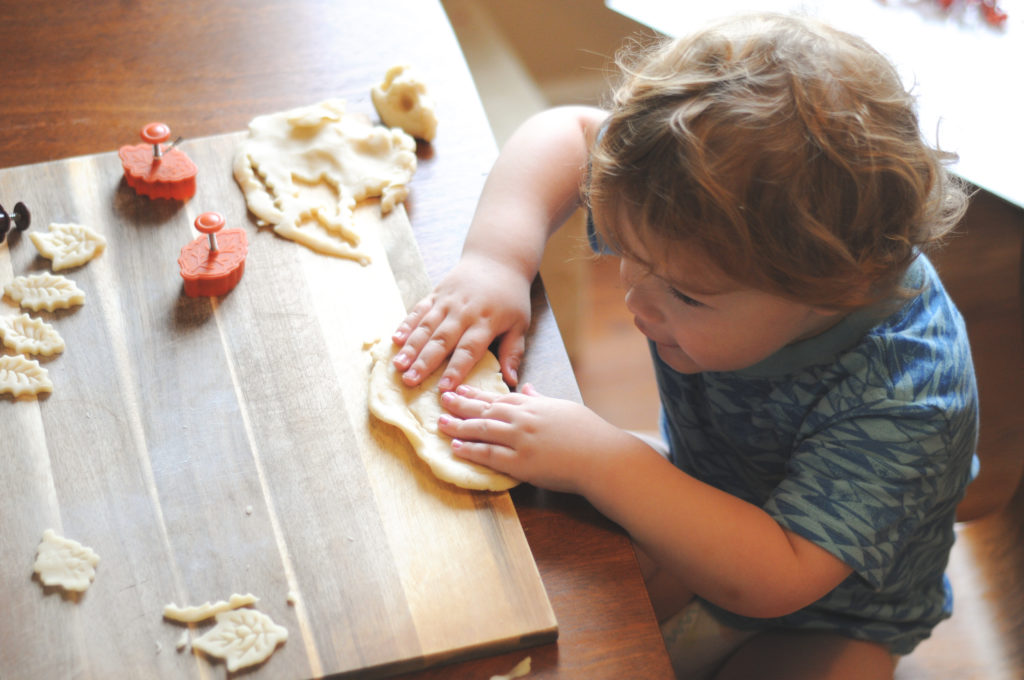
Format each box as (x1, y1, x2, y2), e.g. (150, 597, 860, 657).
(192, 608, 288, 672)
(0, 313, 65, 356)
(0, 354, 53, 397)
(29, 222, 107, 270)
(4, 273, 85, 311)
(34, 529, 100, 592)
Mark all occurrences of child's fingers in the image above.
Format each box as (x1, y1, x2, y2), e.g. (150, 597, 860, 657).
(449, 438, 515, 474)
(449, 383, 506, 405)
(440, 387, 487, 417)
(395, 308, 464, 384)
(399, 314, 477, 386)
(436, 326, 500, 392)
(393, 305, 446, 373)
(392, 295, 434, 345)
(441, 386, 511, 421)
(496, 328, 526, 387)
(401, 322, 454, 374)
(438, 411, 516, 446)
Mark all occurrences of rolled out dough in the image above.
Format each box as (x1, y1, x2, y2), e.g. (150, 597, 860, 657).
(233, 98, 416, 263)
(367, 339, 519, 491)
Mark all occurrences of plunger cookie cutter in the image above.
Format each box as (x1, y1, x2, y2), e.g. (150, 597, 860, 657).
(0, 201, 31, 243)
(119, 122, 198, 200)
(178, 212, 248, 297)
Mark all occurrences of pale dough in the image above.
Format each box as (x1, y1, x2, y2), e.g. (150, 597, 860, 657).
(33, 529, 99, 592)
(233, 98, 417, 264)
(3, 273, 85, 312)
(29, 222, 107, 271)
(0, 354, 52, 397)
(0, 313, 65, 356)
(491, 656, 532, 680)
(192, 608, 288, 672)
(367, 339, 519, 491)
(371, 64, 438, 142)
(163, 593, 259, 623)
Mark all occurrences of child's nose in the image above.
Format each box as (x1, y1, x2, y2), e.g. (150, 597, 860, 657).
(620, 261, 664, 324)
(624, 285, 663, 324)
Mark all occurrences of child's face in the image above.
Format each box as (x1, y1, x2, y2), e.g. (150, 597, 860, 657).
(617, 238, 842, 374)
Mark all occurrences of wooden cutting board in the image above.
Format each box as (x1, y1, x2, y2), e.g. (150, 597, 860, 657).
(0, 132, 557, 678)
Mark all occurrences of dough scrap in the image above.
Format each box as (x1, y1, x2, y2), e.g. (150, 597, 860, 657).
(3, 273, 85, 312)
(367, 339, 519, 491)
(0, 354, 53, 397)
(163, 593, 260, 623)
(192, 608, 288, 672)
(0, 313, 65, 356)
(491, 656, 532, 680)
(33, 529, 99, 592)
(371, 64, 438, 142)
(233, 98, 417, 263)
(29, 222, 107, 270)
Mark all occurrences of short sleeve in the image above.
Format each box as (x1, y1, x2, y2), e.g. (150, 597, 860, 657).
(764, 401, 957, 589)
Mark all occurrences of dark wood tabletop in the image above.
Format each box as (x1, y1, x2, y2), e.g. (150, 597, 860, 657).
(0, 1, 673, 677)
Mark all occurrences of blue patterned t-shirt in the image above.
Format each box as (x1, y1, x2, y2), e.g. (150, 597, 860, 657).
(653, 255, 978, 654)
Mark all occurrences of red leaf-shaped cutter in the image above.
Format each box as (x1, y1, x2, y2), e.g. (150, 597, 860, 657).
(119, 122, 198, 200)
(178, 212, 248, 297)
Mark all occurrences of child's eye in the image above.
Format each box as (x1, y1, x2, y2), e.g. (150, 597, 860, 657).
(670, 287, 704, 307)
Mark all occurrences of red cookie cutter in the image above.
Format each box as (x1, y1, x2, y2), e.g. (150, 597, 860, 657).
(119, 122, 198, 200)
(178, 212, 248, 297)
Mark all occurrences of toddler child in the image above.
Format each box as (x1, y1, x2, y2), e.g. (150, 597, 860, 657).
(391, 12, 978, 679)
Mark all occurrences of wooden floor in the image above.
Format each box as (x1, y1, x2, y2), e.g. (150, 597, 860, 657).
(574, 255, 660, 433)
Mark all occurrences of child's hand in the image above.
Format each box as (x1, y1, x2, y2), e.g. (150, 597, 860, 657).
(391, 254, 532, 391)
(437, 382, 629, 494)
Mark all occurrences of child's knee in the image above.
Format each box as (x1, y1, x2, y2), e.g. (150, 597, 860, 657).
(660, 599, 757, 680)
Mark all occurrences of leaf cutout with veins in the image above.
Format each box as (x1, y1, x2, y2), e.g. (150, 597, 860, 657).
(0, 354, 53, 397)
(29, 222, 107, 270)
(0, 313, 65, 356)
(192, 608, 288, 672)
(3, 273, 85, 311)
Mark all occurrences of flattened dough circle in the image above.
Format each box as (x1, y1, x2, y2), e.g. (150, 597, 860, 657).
(368, 340, 519, 491)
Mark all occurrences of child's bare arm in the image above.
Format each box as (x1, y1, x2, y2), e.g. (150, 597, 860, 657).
(586, 448, 854, 619)
(439, 383, 854, 618)
(392, 106, 608, 390)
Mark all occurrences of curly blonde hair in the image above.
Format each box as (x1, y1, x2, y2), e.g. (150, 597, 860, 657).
(587, 13, 968, 309)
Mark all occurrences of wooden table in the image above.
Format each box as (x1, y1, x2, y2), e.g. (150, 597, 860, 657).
(0, 1, 672, 678)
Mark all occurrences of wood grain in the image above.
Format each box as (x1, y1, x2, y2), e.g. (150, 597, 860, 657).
(0, 135, 555, 678)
